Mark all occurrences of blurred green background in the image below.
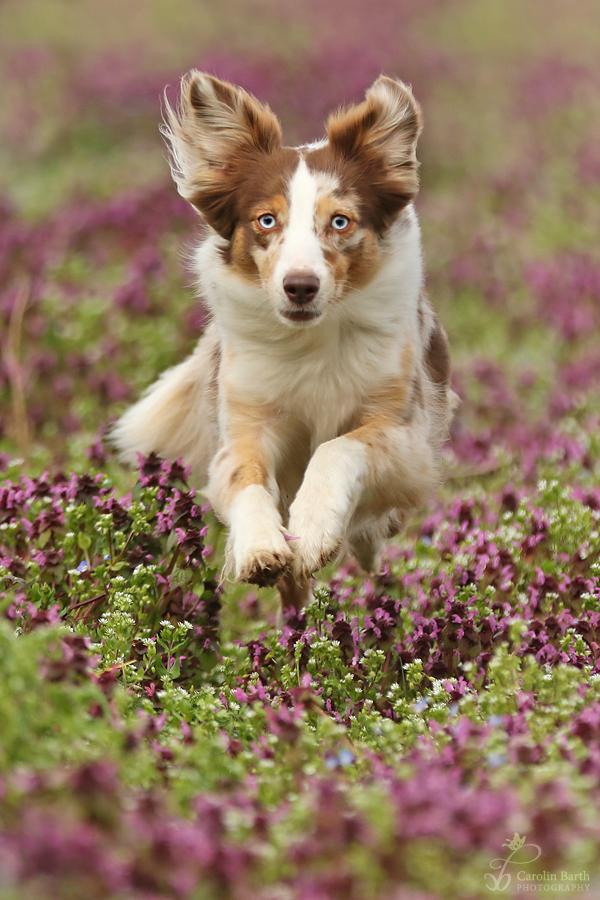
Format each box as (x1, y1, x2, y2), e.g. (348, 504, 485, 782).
(1, 0, 600, 476)
(2, 0, 599, 215)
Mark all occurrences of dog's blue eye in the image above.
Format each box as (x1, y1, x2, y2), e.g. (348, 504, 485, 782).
(331, 215, 350, 231)
(258, 214, 277, 230)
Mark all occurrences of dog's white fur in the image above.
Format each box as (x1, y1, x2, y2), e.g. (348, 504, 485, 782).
(113, 72, 456, 608)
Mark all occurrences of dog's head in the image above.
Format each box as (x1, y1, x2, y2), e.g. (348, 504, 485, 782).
(163, 72, 422, 326)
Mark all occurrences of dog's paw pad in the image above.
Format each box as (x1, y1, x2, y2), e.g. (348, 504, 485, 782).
(237, 547, 292, 587)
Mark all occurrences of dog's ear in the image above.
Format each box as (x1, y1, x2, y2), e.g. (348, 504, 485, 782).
(162, 71, 282, 237)
(326, 76, 422, 201)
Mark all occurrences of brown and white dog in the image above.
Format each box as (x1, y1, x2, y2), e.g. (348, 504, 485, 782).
(113, 71, 457, 609)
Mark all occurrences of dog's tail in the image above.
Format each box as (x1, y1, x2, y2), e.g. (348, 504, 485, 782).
(111, 325, 220, 484)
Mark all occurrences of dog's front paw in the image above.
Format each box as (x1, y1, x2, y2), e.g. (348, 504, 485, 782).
(288, 503, 344, 581)
(226, 484, 293, 587)
(233, 532, 293, 587)
(293, 535, 342, 581)
(237, 545, 293, 587)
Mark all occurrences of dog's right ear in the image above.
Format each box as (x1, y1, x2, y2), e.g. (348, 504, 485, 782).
(162, 72, 282, 238)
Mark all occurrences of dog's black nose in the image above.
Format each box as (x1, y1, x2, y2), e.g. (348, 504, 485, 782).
(283, 274, 320, 305)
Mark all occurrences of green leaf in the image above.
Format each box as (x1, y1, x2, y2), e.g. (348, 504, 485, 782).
(77, 532, 92, 550)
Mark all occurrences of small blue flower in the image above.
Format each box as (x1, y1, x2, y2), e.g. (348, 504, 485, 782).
(325, 748, 355, 769)
(337, 748, 355, 767)
(486, 752, 507, 768)
(77, 560, 89, 573)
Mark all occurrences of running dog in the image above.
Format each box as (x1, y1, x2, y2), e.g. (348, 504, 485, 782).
(113, 71, 457, 609)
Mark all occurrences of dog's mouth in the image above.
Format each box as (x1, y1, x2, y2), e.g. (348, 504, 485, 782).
(280, 307, 322, 324)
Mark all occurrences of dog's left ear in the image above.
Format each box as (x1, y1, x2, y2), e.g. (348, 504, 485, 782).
(326, 76, 423, 202)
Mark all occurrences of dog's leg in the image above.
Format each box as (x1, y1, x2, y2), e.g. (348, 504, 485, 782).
(288, 421, 437, 580)
(206, 399, 293, 587)
(288, 345, 438, 580)
(349, 511, 405, 573)
(278, 570, 311, 611)
(348, 532, 384, 574)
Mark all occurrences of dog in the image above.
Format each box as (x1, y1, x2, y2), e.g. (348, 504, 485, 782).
(113, 71, 457, 610)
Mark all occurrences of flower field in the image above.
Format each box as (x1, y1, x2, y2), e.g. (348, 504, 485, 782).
(1, 1, 600, 897)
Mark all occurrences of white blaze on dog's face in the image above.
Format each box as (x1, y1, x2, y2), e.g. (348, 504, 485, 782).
(163, 71, 422, 326)
(260, 161, 340, 324)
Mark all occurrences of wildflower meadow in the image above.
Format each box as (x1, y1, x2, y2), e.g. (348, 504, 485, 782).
(1, 1, 600, 897)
